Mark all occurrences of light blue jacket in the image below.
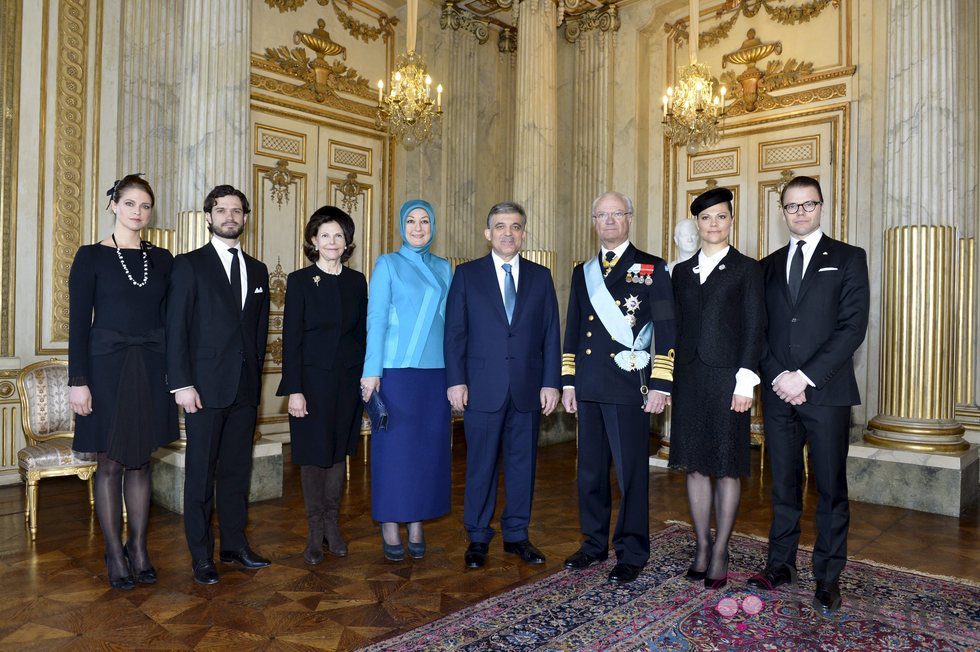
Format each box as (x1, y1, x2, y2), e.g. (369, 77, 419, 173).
(363, 200, 452, 375)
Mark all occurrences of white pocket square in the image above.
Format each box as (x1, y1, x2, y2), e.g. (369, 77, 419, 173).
(818, 267, 838, 272)
(254, 287, 265, 293)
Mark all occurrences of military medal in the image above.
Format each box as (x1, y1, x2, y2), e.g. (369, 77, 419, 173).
(626, 263, 655, 284)
(614, 349, 651, 371)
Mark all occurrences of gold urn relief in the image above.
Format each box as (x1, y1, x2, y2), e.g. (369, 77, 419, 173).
(295, 19, 347, 88)
(722, 30, 781, 112)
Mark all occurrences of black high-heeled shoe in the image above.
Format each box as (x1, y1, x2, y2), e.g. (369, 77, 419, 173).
(685, 566, 707, 581)
(106, 552, 135, 591)
(704, 551, 729, 590)
(125, 544, 158, 584)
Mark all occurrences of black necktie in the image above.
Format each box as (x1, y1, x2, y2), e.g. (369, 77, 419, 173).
(788, 240, 805, 303)
(228, 247, 242, 312)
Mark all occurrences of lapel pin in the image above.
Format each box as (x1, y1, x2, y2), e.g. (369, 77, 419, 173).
(313, 275, 320, 287)
(718, 264, 726, 271)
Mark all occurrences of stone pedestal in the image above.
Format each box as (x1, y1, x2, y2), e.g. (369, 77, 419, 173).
(151, 438, 283, 514)
(847, 443, 978, 517)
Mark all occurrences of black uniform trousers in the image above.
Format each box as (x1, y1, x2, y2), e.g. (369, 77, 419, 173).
(576, 400, 651, 567)
(183, 363, 258, 563)
(762, 393, 851, 584)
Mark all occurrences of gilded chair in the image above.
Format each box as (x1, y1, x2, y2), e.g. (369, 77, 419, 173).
(16, 359, 96, 540)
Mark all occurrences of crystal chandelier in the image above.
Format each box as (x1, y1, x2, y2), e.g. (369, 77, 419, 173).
(376, 0, 443, 149)
(662, 0, 726, 153)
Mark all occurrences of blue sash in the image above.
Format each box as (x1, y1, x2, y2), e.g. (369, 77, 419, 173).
(583, 257, 652, 353)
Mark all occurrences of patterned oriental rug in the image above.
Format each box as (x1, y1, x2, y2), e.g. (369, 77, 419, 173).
(361, 523, 980, 651)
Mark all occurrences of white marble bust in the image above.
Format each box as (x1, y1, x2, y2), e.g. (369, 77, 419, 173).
(668, 219, 699, 275)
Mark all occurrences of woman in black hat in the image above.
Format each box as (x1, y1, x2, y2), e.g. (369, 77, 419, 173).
(668, 187, 765, 590)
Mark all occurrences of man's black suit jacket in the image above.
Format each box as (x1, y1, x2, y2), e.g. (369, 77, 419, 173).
(166, 243, 270, 408)
(672, 247, 764, 370)
(760, 234, 870, 407)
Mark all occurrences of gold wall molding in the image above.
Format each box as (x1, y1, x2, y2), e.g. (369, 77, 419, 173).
(328, 139, 373, 174)
(724, 83, 847, 118)
(264, 0, 306, 11)
(263, 160, 296, 208)
(563, 4, 619, 44)
(441, 2, 491, 45)
(33, 1, 52, 354)
(260, 33, 375, 104)
(0, 0, 22, 357)
(251, 71, 377, 117)
(255, 123, 307, 163)
(868, 225, 967, 452)
(665, 0, 840, 48)
(50, 0, 90, 343)
(329, 0, 397, 43)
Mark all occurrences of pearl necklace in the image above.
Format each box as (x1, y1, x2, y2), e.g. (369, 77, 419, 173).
(112, 234, 149, 287)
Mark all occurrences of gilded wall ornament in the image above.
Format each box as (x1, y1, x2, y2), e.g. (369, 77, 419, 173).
(269, 260, 288, 309)
(264, 0, 307, 11)
(268, 337, 284, 365)
(564, 4, 620, 44)
(441, 2, 491, 45)
(264, 159, 295, 207)
(498, 27, 517, 54)
(338, 172, 363, 213)
(719, 29, 813, 112)
(666, 0, 839, 47)
(325, 0, 398, 43)
(262, 18, 374, 103)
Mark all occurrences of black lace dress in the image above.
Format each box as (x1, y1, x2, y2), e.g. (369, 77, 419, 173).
(68, 243, 178, 467)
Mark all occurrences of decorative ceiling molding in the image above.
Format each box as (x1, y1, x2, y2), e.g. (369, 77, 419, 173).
(665, 0, 840, 47)
(325, 0, 398, 43)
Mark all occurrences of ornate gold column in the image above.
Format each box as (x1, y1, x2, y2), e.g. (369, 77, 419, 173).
(512, 0, 557, 270)
(867, 226, 966, 451)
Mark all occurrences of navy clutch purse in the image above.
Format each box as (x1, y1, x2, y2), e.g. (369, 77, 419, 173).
(364, 392, 389, 432)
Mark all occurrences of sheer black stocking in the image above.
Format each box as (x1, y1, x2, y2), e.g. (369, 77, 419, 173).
(707, 476, 741, 580)
(685, 472, 713, 573)
(122, 462, 153, 572)
(94, 453, 127, 579)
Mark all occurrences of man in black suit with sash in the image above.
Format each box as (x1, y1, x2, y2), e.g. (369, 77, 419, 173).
(561, 191, 677, 584)
(746, 176, 869, 617)
(167, 185, 271, 584)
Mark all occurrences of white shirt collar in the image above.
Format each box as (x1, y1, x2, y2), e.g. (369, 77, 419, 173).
(698, 245, 730, 265)
(601, 240, 630, 259)
(491, 251, 520, 270)
(790, 228, 823, 251)
(211, 236, 242, 255)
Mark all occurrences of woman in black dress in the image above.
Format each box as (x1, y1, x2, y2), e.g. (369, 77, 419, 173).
(668, 187, 764, 589)
(277, 206, 367, 565)
(68, 175, 178, 589)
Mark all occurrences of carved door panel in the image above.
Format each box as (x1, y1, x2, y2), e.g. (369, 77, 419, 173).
(314, 128, 386, 277)
(672, 120, 836, 260)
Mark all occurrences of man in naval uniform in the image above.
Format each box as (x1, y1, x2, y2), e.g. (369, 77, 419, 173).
(561, 191, 677, 583)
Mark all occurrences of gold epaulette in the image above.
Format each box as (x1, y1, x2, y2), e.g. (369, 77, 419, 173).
(650, 349, 675, 382)
(561, 353, 576, 377)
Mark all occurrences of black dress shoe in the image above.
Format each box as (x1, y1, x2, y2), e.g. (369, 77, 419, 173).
(813, 581, 842, 617)
(564, 548, 609, 569)
(503, 540, 546, 564)
(464, 542, 489, 569)
(105, 554, 135, 591)
(684, 566, 707, 581)
(746, 565, 797, 590)
(608, 563, 643, 584)
(192, 558, 219, 585)
(219, 546, 271, 569)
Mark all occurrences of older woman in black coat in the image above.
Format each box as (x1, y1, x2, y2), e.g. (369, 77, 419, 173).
(668, 188, 765, 590)
(277, 206, 367, 565)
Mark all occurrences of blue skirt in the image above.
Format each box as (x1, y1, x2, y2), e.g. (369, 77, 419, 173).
(370, 368, 451, 522)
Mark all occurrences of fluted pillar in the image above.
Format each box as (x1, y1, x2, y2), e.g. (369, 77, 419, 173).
(866, 0, 967, 452)
(513, 0, 557, 265)
(118, 1, 181, 230)
(567, 7, 618, 261)
(174, 0, 251, 255)
(441, 29, 480, 259)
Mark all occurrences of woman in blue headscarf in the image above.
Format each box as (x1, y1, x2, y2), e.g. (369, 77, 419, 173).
(361, 199, 453, 561)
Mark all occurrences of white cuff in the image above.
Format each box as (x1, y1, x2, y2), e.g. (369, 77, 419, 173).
(734, 368, 761, 398)
(797, 369, 816, 388)
(170, 385, 194, 394)
(771, 370, 790, 387)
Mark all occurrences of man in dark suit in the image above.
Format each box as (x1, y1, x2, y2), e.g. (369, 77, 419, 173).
(167, 185, 271, 585)
(444, 201, 562, 569)
(562, 191, 677, 584)
(746, 176, 869, 617)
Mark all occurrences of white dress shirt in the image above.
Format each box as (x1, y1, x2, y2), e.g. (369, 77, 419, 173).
(696, 246, 760, 398)
(491, 250, 520, 303)
(784, 229, 823, 283)
(600, 239, 631, 264)
(211, 236, 248, 309)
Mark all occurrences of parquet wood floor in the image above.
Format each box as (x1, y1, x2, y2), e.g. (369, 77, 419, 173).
(0, 430, 977, 650)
